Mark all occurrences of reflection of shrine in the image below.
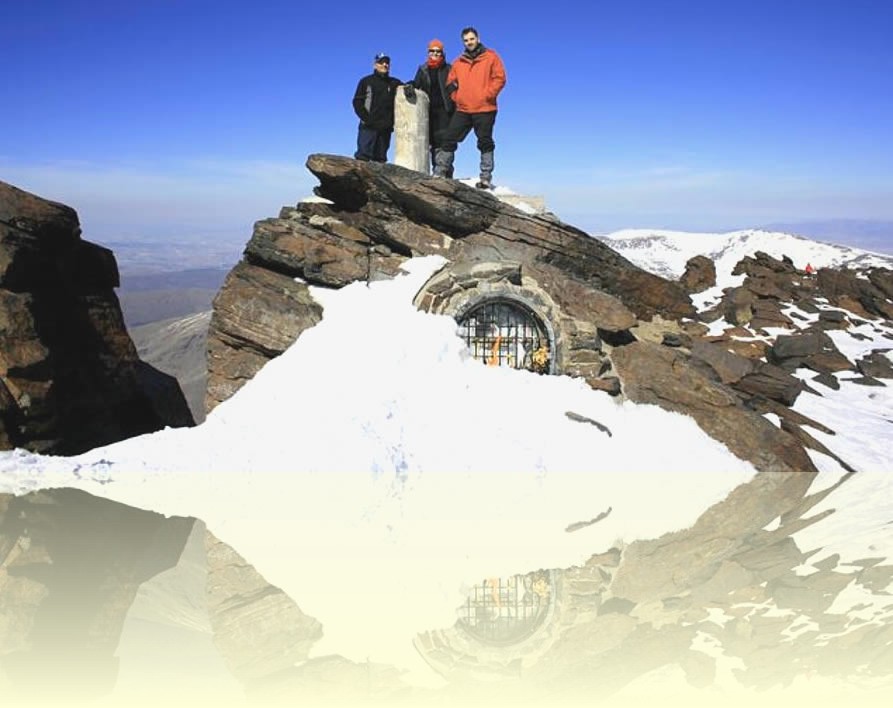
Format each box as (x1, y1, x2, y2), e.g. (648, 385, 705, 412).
(456, 571, 553, 645)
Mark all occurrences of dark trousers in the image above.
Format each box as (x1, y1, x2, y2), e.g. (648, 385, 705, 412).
(442, 111, 497, 153)
(429, 108, 453, 171)
(355, 125, 391, 162)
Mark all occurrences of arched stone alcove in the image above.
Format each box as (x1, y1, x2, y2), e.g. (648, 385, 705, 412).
(413, 262, 569, 375)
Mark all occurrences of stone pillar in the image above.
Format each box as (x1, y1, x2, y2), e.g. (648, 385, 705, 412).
(394, 88, 430, 174)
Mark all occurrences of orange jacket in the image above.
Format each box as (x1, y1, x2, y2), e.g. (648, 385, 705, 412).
(447, 47, 506, 113)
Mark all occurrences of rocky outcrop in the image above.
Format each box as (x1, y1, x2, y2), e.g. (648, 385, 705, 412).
(680, 254, 716, 293)
(0, 181, 193, 454)
(206, 155, 694, 411)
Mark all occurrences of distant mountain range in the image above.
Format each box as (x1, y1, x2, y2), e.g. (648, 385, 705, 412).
(598, 228, 893, 286)
(127, 227, 893, 427)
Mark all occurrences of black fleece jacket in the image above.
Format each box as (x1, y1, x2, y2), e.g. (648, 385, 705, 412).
(352, 71, 402, 131)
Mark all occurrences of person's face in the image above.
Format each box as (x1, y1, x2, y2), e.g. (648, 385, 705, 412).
(374, 59, 390, 74)
(427, 46, 443, 60)
(462, 32, 479, 52)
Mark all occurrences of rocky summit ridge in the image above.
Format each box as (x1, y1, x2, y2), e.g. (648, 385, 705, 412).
(207, 154, 893, 474)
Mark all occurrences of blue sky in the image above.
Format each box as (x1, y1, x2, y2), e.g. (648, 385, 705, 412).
(2, 0, 891, 245)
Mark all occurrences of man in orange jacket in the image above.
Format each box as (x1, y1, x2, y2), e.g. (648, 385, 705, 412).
(433, 27, 506, 189)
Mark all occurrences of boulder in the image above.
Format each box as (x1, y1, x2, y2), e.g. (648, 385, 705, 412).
(680, 255, 716, 293)
(610, 341, 815, 472)
(1, 180, 194, 454)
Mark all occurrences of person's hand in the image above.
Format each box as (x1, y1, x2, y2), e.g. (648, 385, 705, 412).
(403, 84, 416, 102)
(445, 81, 458, 94)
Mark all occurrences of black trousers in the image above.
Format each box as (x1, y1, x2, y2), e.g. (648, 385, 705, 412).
(441, 110, 497, 153)
(429, 108, 452, 169)
(355, 125, 391, 162)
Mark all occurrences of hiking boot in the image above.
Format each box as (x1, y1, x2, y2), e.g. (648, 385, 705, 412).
(433, 149, 455, 179)
(475, 177, 492, 190)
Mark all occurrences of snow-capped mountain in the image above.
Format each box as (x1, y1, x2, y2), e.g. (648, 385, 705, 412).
(599, 228, 893, 287)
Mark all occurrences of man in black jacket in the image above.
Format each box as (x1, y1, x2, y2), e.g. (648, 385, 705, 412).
(352, 53, 403, 162)
(403, 39, 455, 176)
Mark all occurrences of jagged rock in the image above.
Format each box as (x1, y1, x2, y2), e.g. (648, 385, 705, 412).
(722, 286, 755, 326)
(750, 298, 794, 330)
(817, 268, 893, 320)
(690, 339, 755, 384)
(856, 350, 893, 379)
(725, 338, 769, 360)
(680, 255, 716, 293)
(0, 181, 193, 454)
(868, 268, 893, 300)
(812, 372, 841, 389)
(610, 341, 815, 472)
(735, 363, 806, 406)
(768, 331, 855, 375)
(207, 155, 694, 410)
(206, 262, 323, 411)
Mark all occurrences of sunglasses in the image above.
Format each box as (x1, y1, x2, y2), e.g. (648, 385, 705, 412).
(428, 49, 443, 54)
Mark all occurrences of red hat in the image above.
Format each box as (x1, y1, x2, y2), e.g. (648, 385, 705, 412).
(428, 39, 444, 50)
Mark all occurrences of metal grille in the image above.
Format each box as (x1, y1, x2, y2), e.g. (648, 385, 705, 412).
(456, 571, 552, 645)
(457, 300, 550, 373)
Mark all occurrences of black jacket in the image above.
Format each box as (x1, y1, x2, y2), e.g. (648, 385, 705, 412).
(352, 72, 402, 131)
(410, 62, 455, 114)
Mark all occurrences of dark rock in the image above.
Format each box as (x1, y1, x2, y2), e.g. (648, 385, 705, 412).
(724, 287, 754, 325)
(812, 372, 841, 390)
(868, 268, 893, 300)
(770, 332, 831, 360)
(818, 309, 847, 323)
(680, 255, 716, 293)
(856, 350, 893, 379)
(1, 180, 193, 454)
(661, 332, 691, 348)
(850, 375, 886, 387)
(816, 268, 893, 320)
(610, 341, 815, 472)
(690, 340, 755, 384)
(736, 363, 806, 406)
(206, 262, 323, 412)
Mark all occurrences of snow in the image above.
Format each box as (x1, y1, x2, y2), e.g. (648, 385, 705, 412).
(0, 255, 758, 682)
(2, 227, 893, 696)
(601, 227, 893, 289)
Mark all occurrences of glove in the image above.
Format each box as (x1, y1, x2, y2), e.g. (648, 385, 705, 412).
(403, 84, 416, 101)
(445, 81, 458, 94)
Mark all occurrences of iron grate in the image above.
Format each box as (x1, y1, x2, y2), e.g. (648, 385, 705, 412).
(456, 571, 552, 645)
(457, 300, 550, 373)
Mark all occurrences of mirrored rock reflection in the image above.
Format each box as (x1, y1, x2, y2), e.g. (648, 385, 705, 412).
(2, 471, 893, 707)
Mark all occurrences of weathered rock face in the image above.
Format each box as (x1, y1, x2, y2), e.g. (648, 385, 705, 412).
(205, 156, 829, 474)
(680, 254, 716, 293)
(206, 154, 694, 411)
(0, 181, 193, 454)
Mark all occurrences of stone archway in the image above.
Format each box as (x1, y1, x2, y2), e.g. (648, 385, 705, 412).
(413, 262, 567, 374)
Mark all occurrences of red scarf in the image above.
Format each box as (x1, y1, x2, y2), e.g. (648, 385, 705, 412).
(426, 55, 444, 69)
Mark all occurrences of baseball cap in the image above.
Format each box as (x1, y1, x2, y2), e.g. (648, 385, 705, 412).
(374, 52, 390, 63)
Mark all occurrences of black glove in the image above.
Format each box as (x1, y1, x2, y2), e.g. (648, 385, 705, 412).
(403, 84, 416, 101)
(445, 81, 458, 94)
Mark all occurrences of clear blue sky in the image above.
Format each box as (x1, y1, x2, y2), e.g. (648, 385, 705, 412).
(2, 0, 891, 243)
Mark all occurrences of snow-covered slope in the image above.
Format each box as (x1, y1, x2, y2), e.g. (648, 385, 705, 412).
(599, 228, 893, 288)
